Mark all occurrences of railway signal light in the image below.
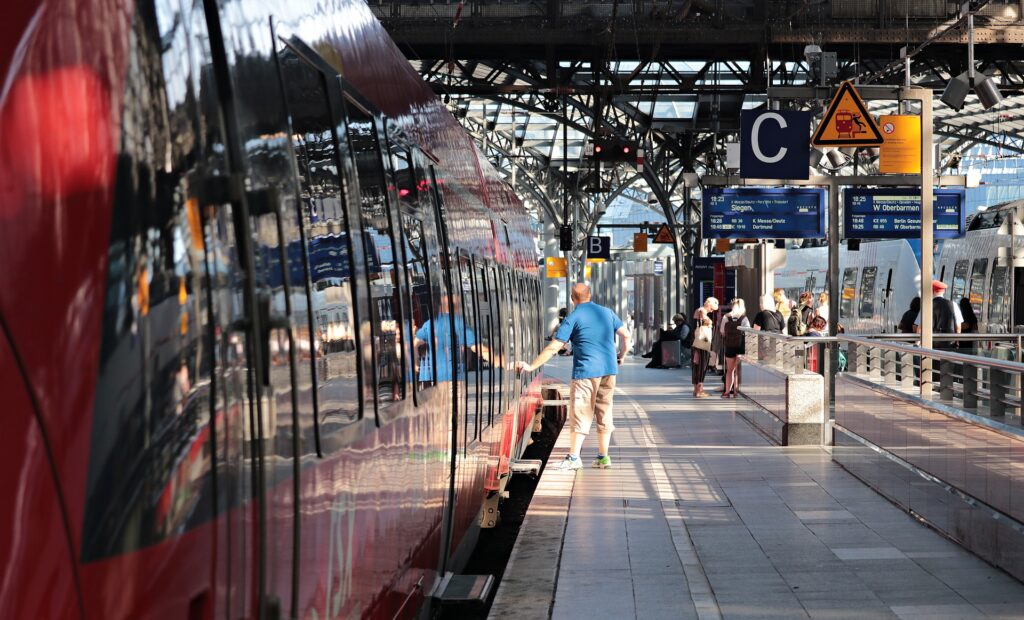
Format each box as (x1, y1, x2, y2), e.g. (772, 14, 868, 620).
(590, 139, 639, 163)
(559, 224, 573, 251)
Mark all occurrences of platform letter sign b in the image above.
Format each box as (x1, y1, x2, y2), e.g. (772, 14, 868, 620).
(740, 110, 810, 180)
(586, 236, 611, 261)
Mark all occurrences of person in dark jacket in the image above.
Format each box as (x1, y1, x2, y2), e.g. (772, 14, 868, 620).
(752, 294, 784, 333)
(898, 297, 920, 334)
(643, 313, 689, 368)
(720, 299, 749, 397)
(913, 281, 963, 350)
(959, 297, 979, 352)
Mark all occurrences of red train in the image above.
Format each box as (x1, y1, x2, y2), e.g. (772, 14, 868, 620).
(0, 0, 545, 617)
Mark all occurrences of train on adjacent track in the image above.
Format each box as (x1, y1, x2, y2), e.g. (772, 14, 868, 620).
(774, 201, 1024, 334)
(0, 0, 544, 618)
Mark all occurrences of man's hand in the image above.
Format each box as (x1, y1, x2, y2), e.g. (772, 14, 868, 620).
(513, 361, 533, 374)
(617, 355, 624, 366)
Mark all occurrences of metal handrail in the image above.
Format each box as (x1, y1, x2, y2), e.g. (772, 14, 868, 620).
(840, 334, 1024, 422)
(840, 335, 1024, 373)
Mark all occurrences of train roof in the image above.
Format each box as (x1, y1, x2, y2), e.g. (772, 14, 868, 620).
(968, 200, 1024, 231)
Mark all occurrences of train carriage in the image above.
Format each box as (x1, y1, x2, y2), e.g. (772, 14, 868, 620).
(0, 0, 544, 618)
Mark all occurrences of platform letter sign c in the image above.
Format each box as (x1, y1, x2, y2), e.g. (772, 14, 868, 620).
(751, 113, 787, 164)
(740, 110, 810, 180)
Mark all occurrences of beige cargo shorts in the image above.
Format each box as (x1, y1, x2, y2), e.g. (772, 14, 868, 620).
(569, 375, 617, 435)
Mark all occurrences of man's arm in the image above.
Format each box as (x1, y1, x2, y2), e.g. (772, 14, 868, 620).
(514, 339, 565, 374)
(616, 325, 630, 364)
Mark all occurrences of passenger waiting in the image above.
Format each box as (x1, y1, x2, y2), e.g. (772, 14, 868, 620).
(806, 316, 828, 337)
(691, 297, 719, 398)
(816, 292, 830, 330)
(773, 288, 791, 334)
(913, 281, 962, 350)
(898, 297, 920, 334)
(752, 293, 783, 333)
(720, 299, 749, 398)
(642, 313, 689, 369)
(959, 297, 979, 352)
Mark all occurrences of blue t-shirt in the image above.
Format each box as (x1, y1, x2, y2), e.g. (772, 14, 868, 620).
(554, 302, 624, 379)
(415, 315, 476, 383)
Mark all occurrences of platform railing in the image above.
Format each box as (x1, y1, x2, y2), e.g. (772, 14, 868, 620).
(740, 327, 838, 374)
(841, 334, 1024, 423)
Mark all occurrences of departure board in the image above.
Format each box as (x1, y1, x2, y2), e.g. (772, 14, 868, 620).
(843, 188, 965, 239)
(702, 188, 827, 239)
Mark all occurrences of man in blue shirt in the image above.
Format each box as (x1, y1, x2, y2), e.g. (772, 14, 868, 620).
(515, 283, 630, 470)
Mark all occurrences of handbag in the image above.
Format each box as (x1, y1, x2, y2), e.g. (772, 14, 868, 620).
(692, 324, 713, 351)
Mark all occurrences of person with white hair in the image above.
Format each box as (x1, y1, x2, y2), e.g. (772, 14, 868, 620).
(691, 297, 719, 398)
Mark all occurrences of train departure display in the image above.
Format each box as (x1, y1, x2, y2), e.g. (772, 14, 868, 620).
(702, 188, 827, 239)
(844, 188, 965, 239)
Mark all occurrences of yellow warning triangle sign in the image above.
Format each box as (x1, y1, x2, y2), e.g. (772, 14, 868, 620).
(811, 81, 884, 147)
(653, 224, 675, 244)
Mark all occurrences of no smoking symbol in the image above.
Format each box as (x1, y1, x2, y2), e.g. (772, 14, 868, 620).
(882, 122, 895, 134)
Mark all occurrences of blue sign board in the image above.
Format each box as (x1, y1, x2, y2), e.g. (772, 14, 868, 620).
(843, 188, 966, 239)
(702, 187, 827, 239)
(740, 110, 811, 180)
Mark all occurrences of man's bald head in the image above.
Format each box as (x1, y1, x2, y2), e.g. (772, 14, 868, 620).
(571, 283, 592, 304)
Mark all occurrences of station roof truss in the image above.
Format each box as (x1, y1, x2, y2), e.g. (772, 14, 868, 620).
(376, 0, 1024, 260)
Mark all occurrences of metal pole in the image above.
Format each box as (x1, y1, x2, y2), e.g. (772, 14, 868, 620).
(827, 175, 840, 426)
(916, 86, 935, 398)
(563, 95, 571, 311)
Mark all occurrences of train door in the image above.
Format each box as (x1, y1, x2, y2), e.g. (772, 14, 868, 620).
(75, 4, 255, 617)
(196, 7, 319, 618)
(425, 165, 460, 574)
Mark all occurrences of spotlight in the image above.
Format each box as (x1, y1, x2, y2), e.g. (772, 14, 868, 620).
(975, 71, 1005, 109)
(809, 148, 824, 168)
(941, 72, 970, 111)
(825, 149, 848, 168)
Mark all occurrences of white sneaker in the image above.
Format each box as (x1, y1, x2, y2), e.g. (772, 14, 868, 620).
(554, 455, 583, 471)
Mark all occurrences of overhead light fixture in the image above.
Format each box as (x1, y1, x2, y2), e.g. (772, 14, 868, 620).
(825, 149, 848, 168)
(941, 71, 970, 110)
(809, 148, 824, 168)
(941, 11, 1004, 110)
(975, 71, 1005, 109)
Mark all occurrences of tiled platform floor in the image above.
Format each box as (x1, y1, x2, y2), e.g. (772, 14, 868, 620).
(490, 358, 1024, 620)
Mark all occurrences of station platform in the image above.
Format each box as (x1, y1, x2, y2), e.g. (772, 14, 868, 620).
(489, 358, 1024, 620)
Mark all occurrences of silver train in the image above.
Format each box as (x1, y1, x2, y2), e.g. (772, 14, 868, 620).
(774, 200, 1024, 333)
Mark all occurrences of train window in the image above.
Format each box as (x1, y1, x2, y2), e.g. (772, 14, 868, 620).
(388, 137, 433, 402)
(475, 261, 494, 429)
(858, 267, 877, 318)
(990, 266, 1009, 327)
(951, 260, 969, 301)
(840, 268, 858, 319)
(490, 266, 505, 421)
(345, 105, 405, 403)
(459, 254, 480, 444)
(82, 13, 231, 560)
(277, 44, 362, 436)
(968, 259, 988, 317)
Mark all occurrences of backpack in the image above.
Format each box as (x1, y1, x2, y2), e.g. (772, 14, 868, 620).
(788, 304, 809, 336)
(723, 316, 745, 348)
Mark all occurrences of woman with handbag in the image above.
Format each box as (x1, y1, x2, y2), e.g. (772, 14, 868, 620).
(691, 296, 719, 398)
